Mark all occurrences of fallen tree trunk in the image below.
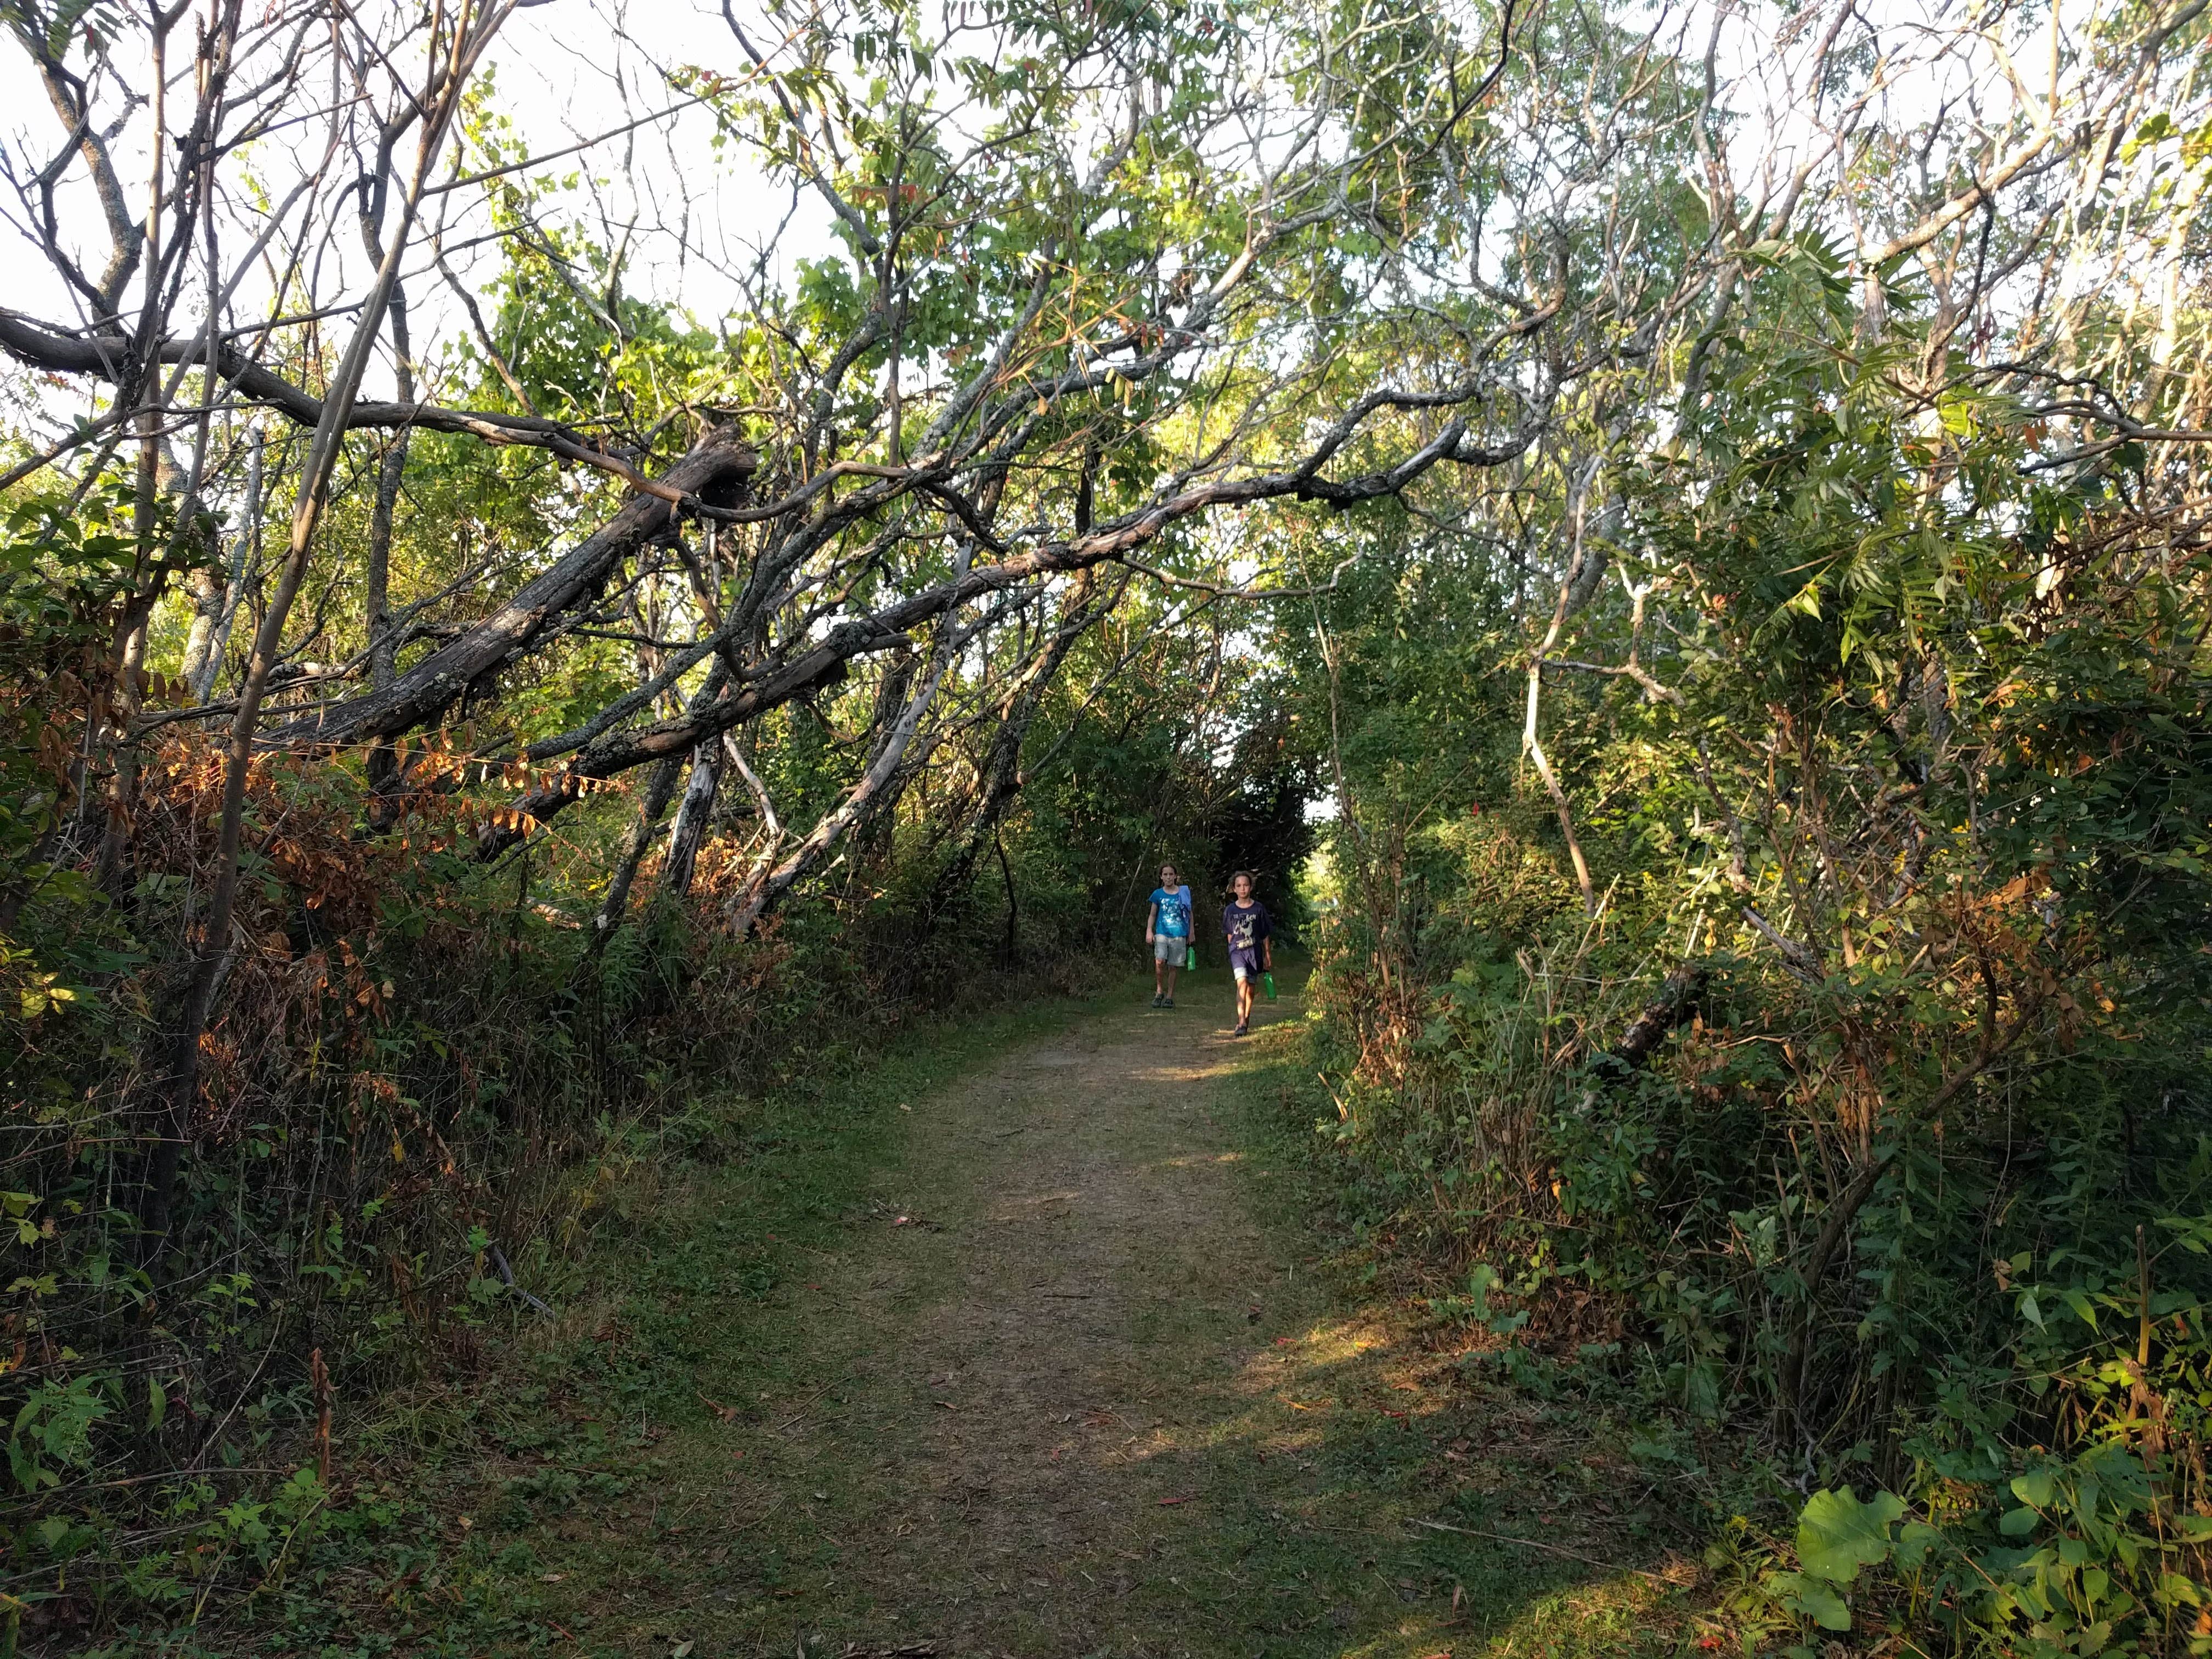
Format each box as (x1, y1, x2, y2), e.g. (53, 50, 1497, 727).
(1606, 963, 1709, 1071)
(269, 422, 756, 750)
(0, 306, 720, 481)
(0, 304, 761, 755)
(471, 432, 1548, 855)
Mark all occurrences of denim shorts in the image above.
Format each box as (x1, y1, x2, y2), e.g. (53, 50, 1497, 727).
(1229, 947, 1263, 981)
(1153, 934, 1190, 963)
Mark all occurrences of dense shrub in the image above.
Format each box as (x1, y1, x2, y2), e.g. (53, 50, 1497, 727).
(0, 477, 1290, 1640)
(1281, 286, 2212, 1653)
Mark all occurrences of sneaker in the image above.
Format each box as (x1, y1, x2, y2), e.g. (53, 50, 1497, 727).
(1233, 1020, 1249, 1037)
(1164, 996, 1176, 1008)
(1150, 992, 1164, 1008)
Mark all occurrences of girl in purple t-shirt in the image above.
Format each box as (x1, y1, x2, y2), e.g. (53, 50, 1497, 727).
(1221, 871, 1273, 1037)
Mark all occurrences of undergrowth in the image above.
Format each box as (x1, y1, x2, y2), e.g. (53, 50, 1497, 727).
(20, 951, 1134, 1657)
(0, 696, 1130, 1649)
(1277, 859, 2212, 1659)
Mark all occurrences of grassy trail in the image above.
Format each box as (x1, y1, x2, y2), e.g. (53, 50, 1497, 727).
(443, 971, 1692, 1658)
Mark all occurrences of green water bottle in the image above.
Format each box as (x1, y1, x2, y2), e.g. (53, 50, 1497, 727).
(1262, 971, 1277, 1000)
(1185, 943, 1198, 970)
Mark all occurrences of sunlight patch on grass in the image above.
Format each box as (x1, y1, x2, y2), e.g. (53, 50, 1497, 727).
(1285, 1317, 1393, 1367)
(1131, 1055, 1248, 1082)
(1469, 1567, 1691, 1656)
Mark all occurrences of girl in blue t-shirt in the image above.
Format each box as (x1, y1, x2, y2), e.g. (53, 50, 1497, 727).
(1144, 863, 1194, 1008)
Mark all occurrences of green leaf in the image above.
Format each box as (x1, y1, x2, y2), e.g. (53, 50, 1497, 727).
(2156, 1571, 2206, 1609)
(1999, 1506, 2040, 1538)
(1769, 1571, 1852, 1630)
(1797, 1487, 1905, 1584)
(1892, 1522, 1944, 1571)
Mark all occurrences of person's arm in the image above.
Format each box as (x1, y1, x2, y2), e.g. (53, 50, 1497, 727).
(1260, 905, 1274, 966)
(1146, 899, 1159, 943)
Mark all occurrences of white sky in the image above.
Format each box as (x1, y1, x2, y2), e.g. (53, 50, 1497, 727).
(0, 0, 2174, 424)
(0, 1, 834, 409)
(471, 1, 832, 321)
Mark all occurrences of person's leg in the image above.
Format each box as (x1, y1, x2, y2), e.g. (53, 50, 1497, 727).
(1153, 950, 1166, 1001)
(1164, 956, 1180, 1003)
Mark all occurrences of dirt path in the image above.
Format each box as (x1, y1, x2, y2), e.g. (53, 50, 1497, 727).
(516, 981, 1686, 1658)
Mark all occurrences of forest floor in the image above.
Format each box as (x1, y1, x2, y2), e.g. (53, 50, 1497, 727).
(338, 969, 1710, 1659)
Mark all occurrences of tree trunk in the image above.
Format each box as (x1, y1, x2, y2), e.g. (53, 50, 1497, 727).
(139, 28, 490, 1251)
(662, 740, 725, 900)
(178, 557, 224, 696)
(729, 648, 951, 938)
(594, 665, 732, 946)
(266, 424, 757, 752)
(923, 579, 1098, 921)
(994, 830, 1018, 966)
(588, 758, 685, 954)
(189, 430, 259, 702)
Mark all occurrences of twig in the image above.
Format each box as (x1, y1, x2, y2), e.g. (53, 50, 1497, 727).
(1408, 1517, 1675, 1583)
(776, 1378, 844, 1431)
(489, 1243, 554, 1316)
